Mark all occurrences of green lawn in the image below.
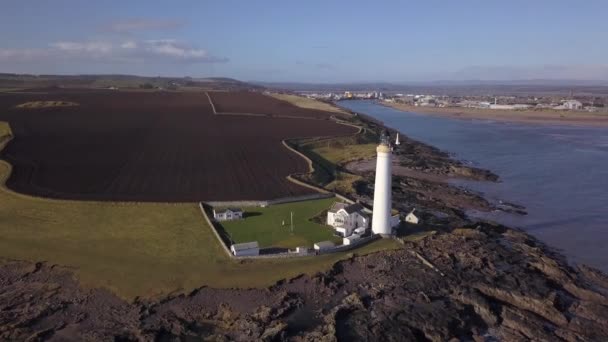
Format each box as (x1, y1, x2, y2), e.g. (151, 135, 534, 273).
(0, 121, 401, 299)
(311, 143, 376, 166)
(220, 197, 342, 248)
(292, 140, 376, 195)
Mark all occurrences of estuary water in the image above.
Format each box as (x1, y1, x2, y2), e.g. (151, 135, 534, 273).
(339, 100, 608, 272)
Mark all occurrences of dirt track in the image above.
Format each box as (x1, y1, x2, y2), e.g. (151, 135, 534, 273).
(0, 90, 356, 201)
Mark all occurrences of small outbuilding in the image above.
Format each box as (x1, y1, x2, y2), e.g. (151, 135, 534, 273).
(405, 209, 419, 224)
(314, 241, 335, 251)
(214, 208, 243, 221)
(294, 246, 309, 255)
(354, 227, 367, 235)
(343, 234, 361, 245)
(230, 241, 259, 257)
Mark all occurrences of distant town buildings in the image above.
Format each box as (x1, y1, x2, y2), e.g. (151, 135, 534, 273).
(489, 104, 533, 110)
(293, 88, 605, 113)
(414, 95, 438, 107)
(561, 100, 583, 110)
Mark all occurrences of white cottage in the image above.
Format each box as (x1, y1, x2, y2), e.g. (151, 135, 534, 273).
(213, 208, 243, 221)
(327, 202, 369, 237)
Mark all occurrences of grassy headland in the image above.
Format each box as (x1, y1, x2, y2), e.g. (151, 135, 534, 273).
(0, 120, 399, 299)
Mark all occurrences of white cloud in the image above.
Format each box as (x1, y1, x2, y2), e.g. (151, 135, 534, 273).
(144, 40, 210, 60)
(104, 19, 184, 33)
(0, 39, 227, 64)
(120, 41, 137, 49)
(50, 41, 113, 54)
(0, 48, 51, 61)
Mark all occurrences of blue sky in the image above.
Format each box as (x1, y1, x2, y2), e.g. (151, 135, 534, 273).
(1, 0, 607, 82)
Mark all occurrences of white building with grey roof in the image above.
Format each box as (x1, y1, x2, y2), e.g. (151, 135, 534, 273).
(213, 208, 243, 221)
(326, 202, 369, 237)
(230, 241, 259, 257)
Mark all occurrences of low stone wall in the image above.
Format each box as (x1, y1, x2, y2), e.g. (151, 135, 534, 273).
(267, 193, 333, 205)
(206, 192, 334, 209)
(319, 235, 380, 255)
(205, 91, 218, 114)
(205, 200, 266, 208)
(238, 250, 309, 260)
(234, 235, 382, 260)
(198, 202, 233, 258)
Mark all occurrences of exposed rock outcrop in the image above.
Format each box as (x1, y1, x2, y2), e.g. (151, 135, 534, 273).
(2, 223, 607, 341)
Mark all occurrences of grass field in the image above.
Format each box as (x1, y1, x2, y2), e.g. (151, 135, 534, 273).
(325, 172, 364, 196)
(0, 121, 400, 299)
(269, 93, 349, 115)
(295, 138, 377, 195)
(220, 198, 342, 248)
(311, 143, 376, 166)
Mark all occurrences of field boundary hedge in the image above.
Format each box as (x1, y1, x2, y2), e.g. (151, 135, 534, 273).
(206, 91, 333, 121)
(282, 139, 359, 205)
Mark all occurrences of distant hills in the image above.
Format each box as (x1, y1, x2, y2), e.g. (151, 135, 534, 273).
(0, 73, 261, 91)
(2, 73, 607, 96)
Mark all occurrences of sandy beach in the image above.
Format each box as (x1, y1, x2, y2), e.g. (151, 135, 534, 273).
(384, 102, 608, 126)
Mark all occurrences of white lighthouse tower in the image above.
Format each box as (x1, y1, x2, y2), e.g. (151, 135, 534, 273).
(371, 131, 393, 236)
(395, 133, 401, 146)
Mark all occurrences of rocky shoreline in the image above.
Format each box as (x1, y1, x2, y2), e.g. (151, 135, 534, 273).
(2, 222, 608, 341)
(2, 111, 607, 341)
(339, 109, 513, 228)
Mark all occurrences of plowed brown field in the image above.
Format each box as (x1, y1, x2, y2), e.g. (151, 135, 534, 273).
(208, 91, 346, 119)
(0, 90, 355, 201)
